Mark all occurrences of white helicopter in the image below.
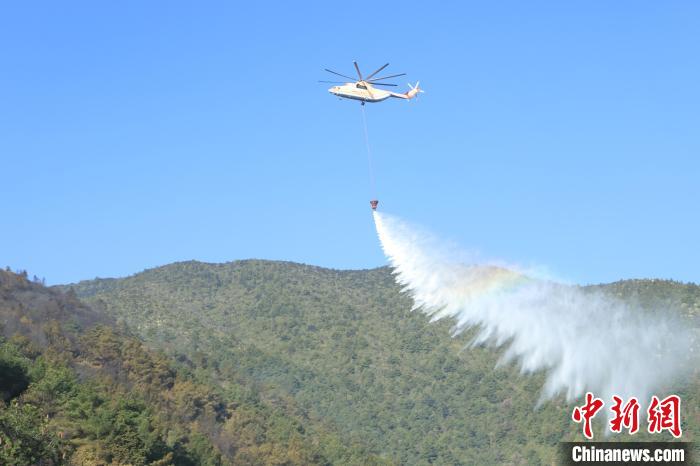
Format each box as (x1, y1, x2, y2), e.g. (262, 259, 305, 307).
(320, 61, 423, 105)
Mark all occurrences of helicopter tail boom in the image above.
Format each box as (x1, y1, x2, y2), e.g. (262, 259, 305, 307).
(390, 82, 424, 100)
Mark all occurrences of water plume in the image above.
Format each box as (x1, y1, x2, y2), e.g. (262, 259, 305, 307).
(374, 211, 693, 404)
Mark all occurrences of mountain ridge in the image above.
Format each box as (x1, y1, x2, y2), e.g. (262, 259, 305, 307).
(62, 258, 700, 291)
(60, 259, 700, 465)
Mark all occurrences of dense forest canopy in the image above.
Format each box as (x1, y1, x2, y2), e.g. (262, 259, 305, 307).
(62, 260, 700, 464)
(2, 261, 698, 464)
(1, 269, 380, 465)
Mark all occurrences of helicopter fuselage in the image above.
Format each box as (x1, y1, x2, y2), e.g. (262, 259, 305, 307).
(328, 82, 394, 103)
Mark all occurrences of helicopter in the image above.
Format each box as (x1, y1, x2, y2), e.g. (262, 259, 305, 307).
(320, 61, 423, 105)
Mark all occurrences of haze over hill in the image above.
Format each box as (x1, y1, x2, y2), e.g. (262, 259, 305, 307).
(62, 259, 700, 464)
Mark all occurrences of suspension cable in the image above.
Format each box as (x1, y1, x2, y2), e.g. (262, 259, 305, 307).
(360, 104, 376, 199)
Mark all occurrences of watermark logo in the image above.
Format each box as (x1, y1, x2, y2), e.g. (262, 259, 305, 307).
(572, 392, 604, 439)
(572, 392, 682, 439)
(648, 395, 682, 438)
(610, 395, 640, 434)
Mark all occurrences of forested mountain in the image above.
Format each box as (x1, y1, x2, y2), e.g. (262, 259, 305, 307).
(1, 269, 379, 465)
(61, 260, 700, 465)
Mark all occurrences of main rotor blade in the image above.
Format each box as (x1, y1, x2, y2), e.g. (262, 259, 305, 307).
(353, 61, 363, 80)
(369, 72, 407, 82)
(318, 80, 347, 83)
(371, 82, 397, 87)
(324, 69, 357, 81)
(365, 63, 389, 80)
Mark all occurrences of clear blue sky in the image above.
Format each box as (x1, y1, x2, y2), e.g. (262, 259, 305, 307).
(1, 2, 698, 285)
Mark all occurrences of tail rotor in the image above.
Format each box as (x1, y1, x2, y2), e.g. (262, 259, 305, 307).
(406, 81, 425, 100)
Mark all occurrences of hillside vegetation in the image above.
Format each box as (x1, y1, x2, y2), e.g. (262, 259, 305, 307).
(1, 269, 380, 465)
(64, 260, 700, 465)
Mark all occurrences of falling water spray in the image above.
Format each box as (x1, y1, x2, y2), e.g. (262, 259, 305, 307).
(373, 211, 693, 405)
